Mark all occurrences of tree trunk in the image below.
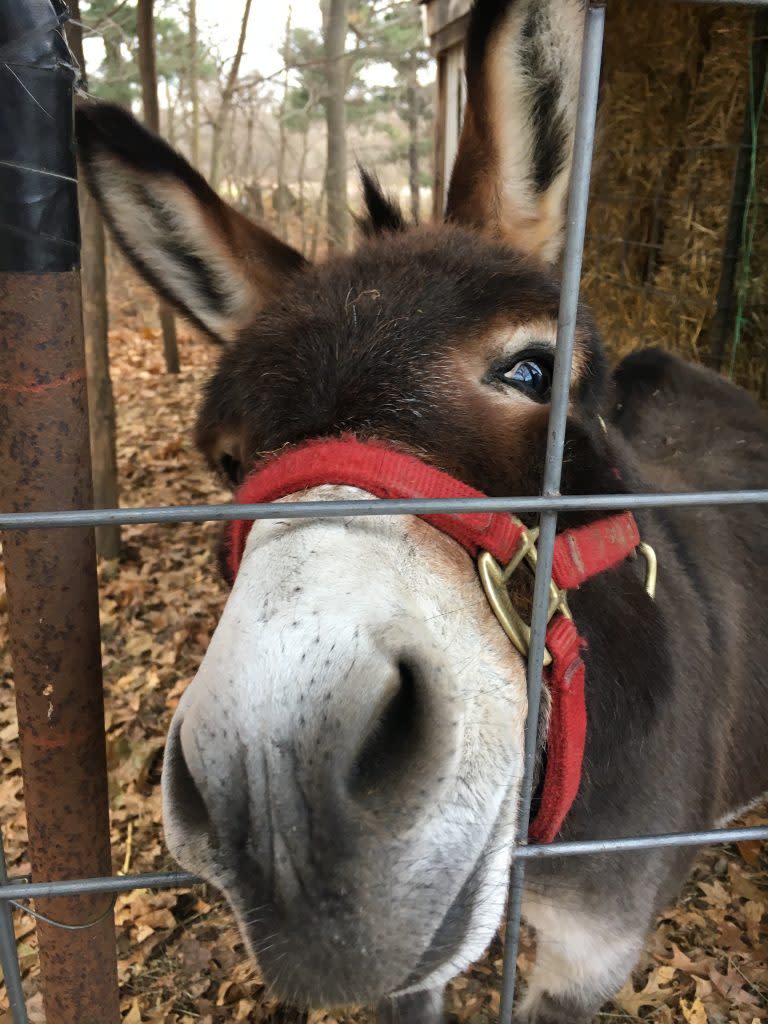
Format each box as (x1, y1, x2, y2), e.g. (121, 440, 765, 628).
(405, 72, 420, 225)
(243, 109, 255, 199)
(80, 188, 122, 559)
(276, 8, 292, 242)
(209, 0, 254, 190)
(164, 77, 176, 145)
(310, 184, 326, 262)
(297, 124, 311, 256)
(322, 0, 349, 251)
(137, 0, 181, 374)
(102, 35, 132, 106)
(188, 0, 200, 166)
(66, 1, 121, 559)
(137, 0, 161, 128)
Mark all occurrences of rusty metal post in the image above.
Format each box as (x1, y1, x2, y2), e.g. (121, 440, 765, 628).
(0, 2, 120, 1022)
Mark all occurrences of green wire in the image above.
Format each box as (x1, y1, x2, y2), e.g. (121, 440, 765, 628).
(729, 14, 768, 381)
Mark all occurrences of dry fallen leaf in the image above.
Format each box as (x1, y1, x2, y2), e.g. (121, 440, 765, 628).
(744, 900, 765, 943)
(728, 862, 767, 903)
(657, 942, 714, 978)
(697, 879, 732, 910)
(124, 997, 143, 1023)
(25, 993, 45, 1024)
(738, 841, 765, 868)
(614, 966, 676, 1015)
(178, 937, 213, 975)
(681, 996, 708, 1024)
(709, 965, 762, 1007)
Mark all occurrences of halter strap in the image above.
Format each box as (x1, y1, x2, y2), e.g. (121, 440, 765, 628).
(227, 436, 643, 843)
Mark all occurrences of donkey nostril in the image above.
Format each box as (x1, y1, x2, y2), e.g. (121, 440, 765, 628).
(349, 660, 424, 804)
(166, 723, 214, 840)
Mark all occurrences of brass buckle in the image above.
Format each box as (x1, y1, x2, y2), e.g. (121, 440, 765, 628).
(478, 522, 659, 665)
(478, 520, 572, 667)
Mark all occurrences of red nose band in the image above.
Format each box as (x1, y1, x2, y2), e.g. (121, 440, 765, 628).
(228, 437, 643, 844)
(228, 437, 534, 577)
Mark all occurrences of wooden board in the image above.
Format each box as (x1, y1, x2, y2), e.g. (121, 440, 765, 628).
(423, 0, 473, 41)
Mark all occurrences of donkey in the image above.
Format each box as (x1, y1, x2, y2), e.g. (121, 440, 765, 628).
(76, 0, 768, 1020)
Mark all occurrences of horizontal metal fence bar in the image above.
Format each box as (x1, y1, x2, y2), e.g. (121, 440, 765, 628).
(0, 489, 766, 532)
(677, 0, 768, 6)
(0, 871, 199, 902)
(515, 825, 768, 859)
(1, 824, 765, 903)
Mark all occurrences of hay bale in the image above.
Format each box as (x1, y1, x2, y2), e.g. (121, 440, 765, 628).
(583, 0, 766, 395)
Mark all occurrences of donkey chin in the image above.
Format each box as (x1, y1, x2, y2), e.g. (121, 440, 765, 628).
(161, 503, 528, 1007)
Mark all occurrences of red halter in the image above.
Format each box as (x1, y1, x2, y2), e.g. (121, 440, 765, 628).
(227, 437, 642, 844)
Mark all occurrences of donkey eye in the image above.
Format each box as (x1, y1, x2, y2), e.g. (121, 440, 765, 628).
(501, 359, 552, 401)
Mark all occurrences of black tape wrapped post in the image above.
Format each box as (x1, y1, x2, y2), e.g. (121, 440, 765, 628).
(0, 0, 79, 271)
(0, 2, 121, 1022)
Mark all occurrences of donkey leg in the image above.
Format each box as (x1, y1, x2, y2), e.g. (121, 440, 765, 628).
(515, 896, 646, 1024)
(375, 988, 445, 1024)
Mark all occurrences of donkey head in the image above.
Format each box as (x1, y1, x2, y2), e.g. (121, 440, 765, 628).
(78, 0, 607, 1007)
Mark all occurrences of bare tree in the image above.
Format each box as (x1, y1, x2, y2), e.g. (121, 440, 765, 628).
(296, 118, 313, 255)
(163, 76, 178, 145)
(276, 7, 293, 241)
(209, 0, 254, 190)
(66, 0, 121, 559)
(137, 0, 181, 374)
(405, 70, 420, 224)
(310, 184, 326, 262)
(322, 0, 349, 250)
(188, 0, 200, 165)
(227, 77, 269, 219)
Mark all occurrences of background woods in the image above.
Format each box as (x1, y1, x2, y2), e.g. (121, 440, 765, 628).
(74, 0, 433, 255)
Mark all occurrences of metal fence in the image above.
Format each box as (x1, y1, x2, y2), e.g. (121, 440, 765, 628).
(1, 1, 768, 1023)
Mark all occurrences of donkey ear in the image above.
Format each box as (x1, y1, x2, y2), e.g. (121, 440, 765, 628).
(445, 0, 586, 263)
(76, 102, 306, 342)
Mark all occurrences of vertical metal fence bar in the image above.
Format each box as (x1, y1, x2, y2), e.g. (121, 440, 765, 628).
(499, 6, 606, 1021)
(0, 829, 28, 1024)
(0, 2, 120, 1021)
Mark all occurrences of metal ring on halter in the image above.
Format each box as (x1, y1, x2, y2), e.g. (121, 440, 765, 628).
(479, 521, 658, 664)
(478, 519, 573, 666)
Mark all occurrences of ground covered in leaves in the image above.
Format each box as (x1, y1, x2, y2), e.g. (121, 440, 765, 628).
(0, 273, 766, 1023)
